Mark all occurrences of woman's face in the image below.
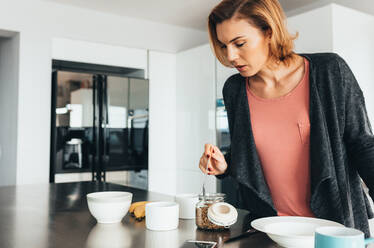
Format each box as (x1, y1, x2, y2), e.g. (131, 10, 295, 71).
(216, 18, 271, 77)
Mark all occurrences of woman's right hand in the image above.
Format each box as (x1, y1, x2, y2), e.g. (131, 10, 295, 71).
(198, 144, 228, 176)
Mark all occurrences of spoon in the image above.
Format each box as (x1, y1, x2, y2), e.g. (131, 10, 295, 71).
(224, 228, 260, 244)
(202, 154, 210, 197)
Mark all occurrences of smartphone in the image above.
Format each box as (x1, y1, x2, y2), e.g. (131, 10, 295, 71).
(180, 240, 217, 248)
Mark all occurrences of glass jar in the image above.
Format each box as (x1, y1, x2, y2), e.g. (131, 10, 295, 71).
(195, 193, 226, 230)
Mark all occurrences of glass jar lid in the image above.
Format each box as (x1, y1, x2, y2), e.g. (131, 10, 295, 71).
(198, 193, 225, 201)
(207, 202, 238, 227)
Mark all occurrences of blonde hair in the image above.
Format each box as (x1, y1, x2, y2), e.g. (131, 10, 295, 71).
(208, 0, 298, 68)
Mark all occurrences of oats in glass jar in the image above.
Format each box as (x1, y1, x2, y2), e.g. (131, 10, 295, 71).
(195, 193, 226, 231)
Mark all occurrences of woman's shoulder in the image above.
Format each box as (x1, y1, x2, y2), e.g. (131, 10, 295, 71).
(301, 52, 357, 85)
(301, 52, 361, 99)
(301, 52, 356, 89)
(222, 73, 245, 98)
(300, 52, 350, 71)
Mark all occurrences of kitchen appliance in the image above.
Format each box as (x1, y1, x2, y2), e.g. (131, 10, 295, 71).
(63, 138, 83, 169)
(50, 61, 149, 184)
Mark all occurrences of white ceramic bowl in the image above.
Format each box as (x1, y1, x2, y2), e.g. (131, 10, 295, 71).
(145, 202, 179, 231)
(87, 191, 133, 224)
(251, 216, 344, 248)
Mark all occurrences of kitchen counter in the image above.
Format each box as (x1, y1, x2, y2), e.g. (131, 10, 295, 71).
(0, 181, 286, 247)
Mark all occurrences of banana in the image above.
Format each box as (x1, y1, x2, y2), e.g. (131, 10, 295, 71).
(134, 204, 146, 220)
(129, 201, 149, 214)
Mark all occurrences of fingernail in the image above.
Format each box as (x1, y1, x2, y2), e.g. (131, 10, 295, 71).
(208, 168, 212, 171)
(206, 155, 210, 158)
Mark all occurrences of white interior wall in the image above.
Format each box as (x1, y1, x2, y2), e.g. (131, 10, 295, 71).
(16, 31, 52, 185)
(52, 38, 149, 76)
(287, 4, 333, 53)
(147, 45, 236, 195)
(176, 44, 217, 194)
(148, 51, 177, 195)
(332, 4, 374, 125)
(0, 34, 19, 186)
(0, 0, 207, 185)
(1, 0, 207, 53)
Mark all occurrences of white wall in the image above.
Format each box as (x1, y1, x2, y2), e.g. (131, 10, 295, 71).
(148, 51, 177, 195)
(0, 34, 19, 186)
(332, 4, 374, 124)
(52, 38, 148, 75)
(0, 0, 207, 185)
(0, 0, 207, 53)
(145, 45, 236, 195)
(176, 44, 217, 194)
(287, 4, 333, 53)
(15, 30, 52, 184)
(147, 45, 235, 196)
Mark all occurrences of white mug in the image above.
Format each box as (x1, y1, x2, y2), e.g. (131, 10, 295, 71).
(175, 194, 199, 219)
(315, 226, 374, 248)
(145, 202, 179, 231)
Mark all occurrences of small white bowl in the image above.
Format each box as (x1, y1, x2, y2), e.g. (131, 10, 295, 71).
(87, 191, 133, 224)
(145, 202, 179, 231)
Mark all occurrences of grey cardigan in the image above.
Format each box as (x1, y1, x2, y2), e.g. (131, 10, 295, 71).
(219, 53, 374, 237)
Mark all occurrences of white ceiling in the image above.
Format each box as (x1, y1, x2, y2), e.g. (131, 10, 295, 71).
(45, 0, 374, 30)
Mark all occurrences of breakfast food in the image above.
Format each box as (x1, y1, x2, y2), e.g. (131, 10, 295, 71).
(129, 201, 149, 214)
(129, 201, 150, 221)
(196, 193, 229, 231)
(134, 204, 146, 220)
(196, 204, 225, 230)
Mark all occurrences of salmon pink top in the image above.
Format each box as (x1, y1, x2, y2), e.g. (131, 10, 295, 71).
(246, 58, 314, 217)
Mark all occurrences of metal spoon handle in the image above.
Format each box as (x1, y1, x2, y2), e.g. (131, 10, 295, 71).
(224, 229, 260, 244)
(202, 156, 210, 196)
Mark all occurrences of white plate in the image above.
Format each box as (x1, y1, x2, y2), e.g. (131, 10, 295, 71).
(251, 216, 344, 248)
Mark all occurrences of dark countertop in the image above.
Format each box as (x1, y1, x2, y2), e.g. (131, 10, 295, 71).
(0, 181, 279, 248)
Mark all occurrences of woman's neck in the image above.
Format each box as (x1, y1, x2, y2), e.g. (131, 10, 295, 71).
(248, 55, 305, 99)
(251, 55, 304, 88)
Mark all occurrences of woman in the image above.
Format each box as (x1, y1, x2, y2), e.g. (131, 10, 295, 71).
(199, 0, 374, 237)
